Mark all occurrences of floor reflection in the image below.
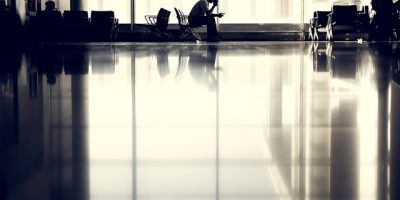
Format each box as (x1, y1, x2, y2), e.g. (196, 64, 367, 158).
(1, 42, 400, 200)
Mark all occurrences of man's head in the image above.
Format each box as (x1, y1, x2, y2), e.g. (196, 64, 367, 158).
(45, 1, 55, 10)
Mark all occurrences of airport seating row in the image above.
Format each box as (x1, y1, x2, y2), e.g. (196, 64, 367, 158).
(29, 10, 118, 42)
(309, 5, 369, 41)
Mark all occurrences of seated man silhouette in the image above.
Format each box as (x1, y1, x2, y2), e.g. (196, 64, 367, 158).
(188, 0, 224, 41)
(0, 0, 22, 46)
(38, 0, 63, 41)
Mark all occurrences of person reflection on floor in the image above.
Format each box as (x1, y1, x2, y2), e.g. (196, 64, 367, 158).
(188, 45, 219, 90)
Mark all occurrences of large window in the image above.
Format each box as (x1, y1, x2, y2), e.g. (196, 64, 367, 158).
(82, 0, 371, 25)
(85, 0, 131, 23)
(219, 0, 303, 23)
(134, 0, 194, 24)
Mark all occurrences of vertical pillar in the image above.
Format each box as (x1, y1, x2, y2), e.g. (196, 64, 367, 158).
(70, 0, 84, 10)
(390, 83, 400, 200)
(71, 75, 88, 200)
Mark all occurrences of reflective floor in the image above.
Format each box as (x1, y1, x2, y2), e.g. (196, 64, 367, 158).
(1, 41, 400, 200)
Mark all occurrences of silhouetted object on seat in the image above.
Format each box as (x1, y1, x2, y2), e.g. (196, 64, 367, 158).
(309, 11, 330, 40)
(370, 0, 395, 41)
(63, 10, 90, 41)
(175, 8, 202, 41)
(0, 1, 22, 46)
(90, 11, 119, 41)
(35, 1, 63, 42)
(326, 5, 361, 41)
(141, 8, 174, 41)
(45, 0, 55, 11)
(188, 0, 224, 41)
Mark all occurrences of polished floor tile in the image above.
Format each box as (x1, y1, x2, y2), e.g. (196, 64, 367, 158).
(1, 41, 400, 200)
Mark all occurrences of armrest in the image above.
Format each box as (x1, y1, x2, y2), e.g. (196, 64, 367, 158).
(327, 13, 336, 26)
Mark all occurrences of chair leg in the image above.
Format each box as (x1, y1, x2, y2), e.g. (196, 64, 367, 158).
(326, 26, 331, 41)
(191, 29, 201, 41)
(309, 26, 315, 40)
(314, 30, 319, 41)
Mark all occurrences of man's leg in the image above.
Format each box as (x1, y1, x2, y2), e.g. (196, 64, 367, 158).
(206, 16, 218, 40)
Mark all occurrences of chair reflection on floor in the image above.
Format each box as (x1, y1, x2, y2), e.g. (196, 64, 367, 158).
(311, 42, 330, 72)
(90, 46, 117, 74)
(175, 46, 192, 78)
(145, 46, 172, 78)
(327, 43, 358, 79)
(63, 50, 89, 75)
(156, 48, 170, 78)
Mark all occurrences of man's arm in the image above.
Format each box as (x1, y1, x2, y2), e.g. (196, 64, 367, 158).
(205, 0, 218, 16)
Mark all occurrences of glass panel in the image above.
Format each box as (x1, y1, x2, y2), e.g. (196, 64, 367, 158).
(134, 0, 194, 24)
(218, 47, 302, 199)
(303, 0, 371, 22)
(88, 53, 133, 199)
(85, 0, 131, 23)
(135, 0, 302, 24)
(219, 0, 303, 23)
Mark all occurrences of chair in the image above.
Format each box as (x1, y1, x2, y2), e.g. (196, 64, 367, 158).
(326, 5, 360, 41)
(35, 10, 64, 41)
(63, 10, 90, 41)
(141, 8, 173, 40)
(174, 8, 202, 41)
(90, 11, 119, 41)
(309, 11, 330, 40)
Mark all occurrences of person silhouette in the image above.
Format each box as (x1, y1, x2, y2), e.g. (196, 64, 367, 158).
(370, 0, 395, 40)
(0, 0, 22, 46)
(38, 0, 63, 41)
(45, 0, 57, 12)
(189, 0, 224, 42)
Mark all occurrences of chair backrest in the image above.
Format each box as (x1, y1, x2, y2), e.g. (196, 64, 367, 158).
(156, 8, 170, 31)
(37, 10, 63, 28)
(63, 10, 89, 26)
(174, 8, 188, 28)
(331, 5, 358, 24)
(91, 11, 115, 27)
(316, 11, 330, 27)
